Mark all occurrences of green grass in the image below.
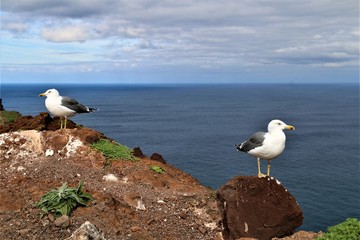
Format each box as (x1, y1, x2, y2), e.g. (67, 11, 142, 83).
(0, 111, 21, 125)
(91, 139, 139, 162)
(316, 218, 360, 240)
(150, 165, 165, 174)
(36, 182, 94, 218)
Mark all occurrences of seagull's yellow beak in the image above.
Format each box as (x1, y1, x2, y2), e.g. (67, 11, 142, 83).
(285, 125, 295, 130)
(39, 93, 46, 97)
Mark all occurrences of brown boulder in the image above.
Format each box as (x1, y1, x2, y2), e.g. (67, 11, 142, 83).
(132, 147, 146, 158)
(0, 112, 77, 133)
(150, 152, 167, 164)
(217, 176, 303, 240)
(0, 99, 4, 111)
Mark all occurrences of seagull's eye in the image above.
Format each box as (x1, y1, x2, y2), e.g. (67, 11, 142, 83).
(277, 122, 281, 125)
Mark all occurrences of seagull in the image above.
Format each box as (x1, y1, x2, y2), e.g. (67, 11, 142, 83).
(235, 119, 295, 178)
(39, 88, 97, 129)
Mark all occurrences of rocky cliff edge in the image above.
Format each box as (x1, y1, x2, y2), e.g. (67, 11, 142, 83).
(0, 112, 322, 240)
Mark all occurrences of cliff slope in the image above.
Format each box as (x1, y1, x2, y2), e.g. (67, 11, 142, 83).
(0, 123, 222, 239)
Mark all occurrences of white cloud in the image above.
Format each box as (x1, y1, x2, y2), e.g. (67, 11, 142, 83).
(351, 29, 359, 36)
(41, 26, 90, 43)
(2, 22, 28, 34)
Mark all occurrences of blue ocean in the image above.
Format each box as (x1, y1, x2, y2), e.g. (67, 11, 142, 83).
(1, 83, 359, 231)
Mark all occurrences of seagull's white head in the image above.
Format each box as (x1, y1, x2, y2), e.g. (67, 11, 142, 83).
(268, 119, 295, 132)
(39, 88, 60, 98)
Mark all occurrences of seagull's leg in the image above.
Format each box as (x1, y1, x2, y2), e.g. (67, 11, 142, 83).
(267, 160, 271, 176)
(257, 158, 266, 178)
(59, 117, 63, 129)
(64, 116, 67, 129)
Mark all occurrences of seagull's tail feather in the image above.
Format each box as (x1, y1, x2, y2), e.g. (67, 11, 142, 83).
(88, 108, 98, 112)
(235, 144, 242, 151)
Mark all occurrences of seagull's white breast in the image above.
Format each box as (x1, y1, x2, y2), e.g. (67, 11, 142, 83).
(248, 131, 286, 160)
(45, 96, 76, 117)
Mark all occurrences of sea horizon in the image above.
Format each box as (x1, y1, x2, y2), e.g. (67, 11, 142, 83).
(1, 81, 359, 86)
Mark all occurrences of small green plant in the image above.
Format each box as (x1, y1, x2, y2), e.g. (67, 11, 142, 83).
(317, 218, 360, 240)
(36, 182, 94, 218)
(91, 139, 139, 162)
(210, 190, 217, 199)
(0, 111, 21, 125)
(150, 165, 165, 174)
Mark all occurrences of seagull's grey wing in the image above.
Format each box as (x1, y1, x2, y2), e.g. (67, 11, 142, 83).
(236, 132, 265, 152)
(61, 96, 90, 113)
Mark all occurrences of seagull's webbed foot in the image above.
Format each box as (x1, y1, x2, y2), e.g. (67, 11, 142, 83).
(257, 172, 267, 178)
(256, 158, 267, 178)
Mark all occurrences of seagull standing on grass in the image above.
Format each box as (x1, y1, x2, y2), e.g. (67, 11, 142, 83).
(39, 88, 97, 129)
(235, 119, 295, 178)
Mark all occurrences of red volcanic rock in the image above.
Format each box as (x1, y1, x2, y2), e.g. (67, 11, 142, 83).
(217, 176, 303, 240)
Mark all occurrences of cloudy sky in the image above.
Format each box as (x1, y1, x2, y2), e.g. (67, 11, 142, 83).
(1, 0, 359, 84)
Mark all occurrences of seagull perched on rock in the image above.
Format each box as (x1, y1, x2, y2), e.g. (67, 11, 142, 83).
(39, 88, 97, 129)
(235, 119, 295, 178)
